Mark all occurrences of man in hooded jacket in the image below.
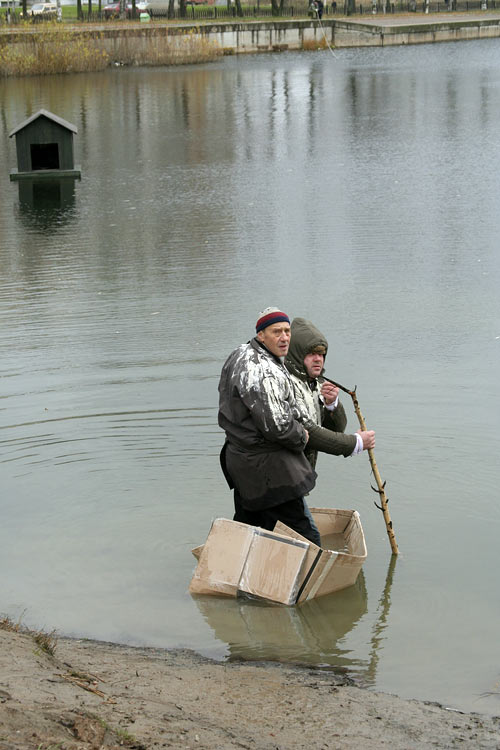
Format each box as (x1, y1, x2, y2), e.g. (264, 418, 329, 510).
(285, 317, 375, 469)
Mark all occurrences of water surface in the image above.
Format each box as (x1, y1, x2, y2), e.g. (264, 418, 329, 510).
(1, 40, 500, 715)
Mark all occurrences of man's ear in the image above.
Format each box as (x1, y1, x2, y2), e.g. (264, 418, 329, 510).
(256, 331, 264, 343)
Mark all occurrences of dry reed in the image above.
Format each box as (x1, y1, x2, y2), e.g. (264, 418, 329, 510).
(0, 22, 109, 76)
(112, 27, 222, 66)
(1, 613, 57, 656)
(0, 23, 221, 75)
(302, 36, 328, 50)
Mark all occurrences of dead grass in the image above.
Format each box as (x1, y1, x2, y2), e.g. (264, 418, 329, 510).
(0, 22, 221, 75)
(112, 28, 222, 66)
(0, 21, 109, 76)
(302, 36, 328, 49)
(1, 613, 57, 656)
(0, 613, 22, 632)
(33, 628, 58, 657)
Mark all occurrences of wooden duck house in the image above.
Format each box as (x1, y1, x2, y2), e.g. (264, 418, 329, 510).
(9, 109, 81, 181)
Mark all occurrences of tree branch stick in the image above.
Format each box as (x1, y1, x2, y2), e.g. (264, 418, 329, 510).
(324, 376, 399, 555)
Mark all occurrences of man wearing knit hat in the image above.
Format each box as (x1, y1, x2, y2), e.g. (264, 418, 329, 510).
(218, 307, 321, 544)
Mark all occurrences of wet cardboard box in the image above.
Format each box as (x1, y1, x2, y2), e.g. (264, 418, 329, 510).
(189, 508, 367, 606)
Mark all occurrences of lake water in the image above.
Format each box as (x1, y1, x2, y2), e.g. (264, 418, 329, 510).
(1, 39, 500, 716)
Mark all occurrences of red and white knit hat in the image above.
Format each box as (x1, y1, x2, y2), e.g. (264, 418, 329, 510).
(256, 306, 290, 333)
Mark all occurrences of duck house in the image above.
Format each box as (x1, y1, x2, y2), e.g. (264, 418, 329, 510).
(9, 109, 81, 181)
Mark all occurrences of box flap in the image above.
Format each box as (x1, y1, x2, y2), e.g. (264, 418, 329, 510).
(189, 518, 255, 597)
(238, 529, 310, 606)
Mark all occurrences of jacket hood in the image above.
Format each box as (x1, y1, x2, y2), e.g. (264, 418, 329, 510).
(285, 317, 328, 381)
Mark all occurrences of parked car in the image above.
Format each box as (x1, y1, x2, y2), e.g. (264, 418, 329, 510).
(30, 2, 57, 14)
(103, 0, 149, 17)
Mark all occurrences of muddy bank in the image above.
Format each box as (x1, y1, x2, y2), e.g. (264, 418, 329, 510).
(1, 626, 499, 749)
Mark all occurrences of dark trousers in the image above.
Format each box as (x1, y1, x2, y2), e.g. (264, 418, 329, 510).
(233, 490, 321, 546)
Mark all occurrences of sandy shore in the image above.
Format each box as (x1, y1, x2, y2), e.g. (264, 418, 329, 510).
(1, 625, 500, 749)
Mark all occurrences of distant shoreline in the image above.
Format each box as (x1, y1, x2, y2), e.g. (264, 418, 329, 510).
(2, 12, 500, 76)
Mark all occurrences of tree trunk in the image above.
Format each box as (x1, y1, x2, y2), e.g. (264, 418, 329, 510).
(234, 0, 243, 15)
(271, 0, 279, 14)
(77, 0, 82, 20)
(179, 0, 187, 18)
(168, 0, 175, 18)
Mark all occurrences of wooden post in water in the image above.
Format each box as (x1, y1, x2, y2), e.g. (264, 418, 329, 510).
(324, 377, 399, 556)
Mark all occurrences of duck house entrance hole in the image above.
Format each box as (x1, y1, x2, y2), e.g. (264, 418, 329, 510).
(30, 142, 60, 171)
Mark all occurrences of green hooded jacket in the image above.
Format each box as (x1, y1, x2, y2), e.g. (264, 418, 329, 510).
(285, 317, 356, 468)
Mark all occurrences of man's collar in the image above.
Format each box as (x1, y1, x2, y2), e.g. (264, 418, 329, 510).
(252, 337, 285, 364)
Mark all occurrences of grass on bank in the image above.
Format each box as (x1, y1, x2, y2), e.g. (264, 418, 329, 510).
(113, 26, 223, 64)
(0, 613, 57, 656)
(0, 22, 110, 74)
(0, 19, 222, 74)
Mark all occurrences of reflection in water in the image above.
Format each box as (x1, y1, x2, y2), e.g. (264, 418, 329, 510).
(16, 178, 76, 231)
(367, 554, 398, 686)
(195, 555, 397, 686)
(194, 573, 368, 676)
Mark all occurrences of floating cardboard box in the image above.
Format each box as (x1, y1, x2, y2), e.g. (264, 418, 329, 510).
(189, 508, 367, 606)
(189, 518, 309, 606)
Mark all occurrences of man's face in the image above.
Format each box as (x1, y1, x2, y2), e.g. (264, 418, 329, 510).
(304, 352, 325, 379)
(257, 322, 291, 358)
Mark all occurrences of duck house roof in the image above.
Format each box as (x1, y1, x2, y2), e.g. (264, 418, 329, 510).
(9, 109, 78, 138)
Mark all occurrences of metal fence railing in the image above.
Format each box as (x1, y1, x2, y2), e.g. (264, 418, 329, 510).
(0, 1, 497, 25)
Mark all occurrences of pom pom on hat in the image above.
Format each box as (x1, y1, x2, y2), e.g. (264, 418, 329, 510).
(256, 306, 290, 333)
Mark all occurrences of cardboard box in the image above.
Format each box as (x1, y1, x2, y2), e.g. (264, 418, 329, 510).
(189, 518, 310, 605)
(275, 508, 367, 603)
(189, 508, 367, 606)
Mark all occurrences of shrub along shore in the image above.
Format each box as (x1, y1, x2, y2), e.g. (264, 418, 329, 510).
(0, 20, 226, 75)
(1, 10, 500, 76)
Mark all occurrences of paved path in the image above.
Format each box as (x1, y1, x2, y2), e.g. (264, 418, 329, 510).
(345, 10, 500, 25)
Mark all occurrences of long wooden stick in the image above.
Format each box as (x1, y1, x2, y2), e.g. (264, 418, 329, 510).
(324, 376, 399, 555)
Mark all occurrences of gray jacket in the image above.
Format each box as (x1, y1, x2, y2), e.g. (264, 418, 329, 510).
(218, 337, 317, 510)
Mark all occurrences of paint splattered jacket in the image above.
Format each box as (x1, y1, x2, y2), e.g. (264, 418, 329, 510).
(285, 317, 357, 469)
(218, 337, 317, 510)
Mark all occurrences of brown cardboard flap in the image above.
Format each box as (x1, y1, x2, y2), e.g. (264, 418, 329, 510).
(189, 518, 254, 598)
(191, 545, 204, 560)
(238, 529, 309, 606)
(273, 521, 322, 598)
(274, 510, 367, 602)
